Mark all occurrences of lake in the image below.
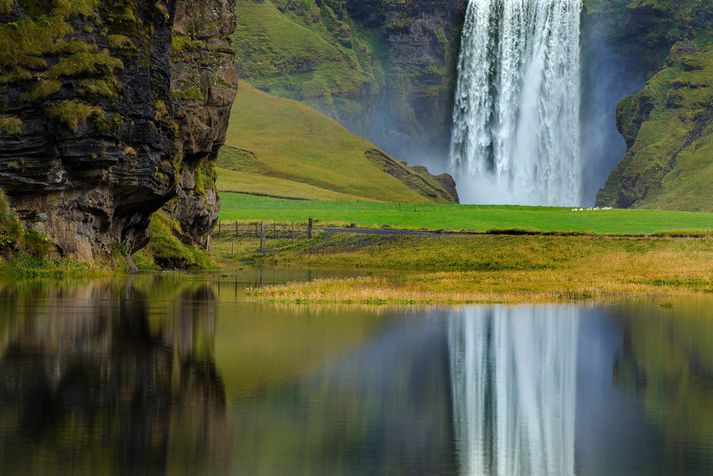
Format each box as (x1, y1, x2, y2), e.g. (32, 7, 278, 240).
(1, 271, 712, 475)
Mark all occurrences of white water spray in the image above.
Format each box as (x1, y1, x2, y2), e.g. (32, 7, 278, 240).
(450, 0, 583, 205)
(448, 307, 579, 475)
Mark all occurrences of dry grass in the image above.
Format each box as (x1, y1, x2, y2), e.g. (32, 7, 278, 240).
(245, 234, 713, 304)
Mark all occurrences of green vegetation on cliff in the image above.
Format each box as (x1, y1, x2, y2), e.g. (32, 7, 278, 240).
(598, 43, 713, 210)
(233, 0, 464, 163)
(217, 82, 455, 203)
(593, 0, 713, 210)
(0, 192, 102, 278)
(135, 212, 214, 271)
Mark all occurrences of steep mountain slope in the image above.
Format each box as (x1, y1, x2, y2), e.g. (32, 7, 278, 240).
(218, 82, 458, 203)
(593, 0, 713, 210)
(234, 0, 465, 168)
(597, 43, 713, 210)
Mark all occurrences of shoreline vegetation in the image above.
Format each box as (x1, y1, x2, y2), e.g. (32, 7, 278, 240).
(211, 233, 713, 304)
(204, 193, 713, 304)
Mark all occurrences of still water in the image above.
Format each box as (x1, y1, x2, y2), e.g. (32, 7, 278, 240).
(1, 272, 713, 475)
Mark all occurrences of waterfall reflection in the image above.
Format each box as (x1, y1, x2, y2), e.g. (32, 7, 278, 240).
(0, 279, 229, 476)
(449, 307, 579, 476)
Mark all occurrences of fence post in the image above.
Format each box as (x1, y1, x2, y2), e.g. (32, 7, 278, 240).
(255, 222, 259, 238)
(218, 221, 222, 235)
(235, 221, 239, 234)
(308, 218, 314, 239)
(273, 221, 277, 237)
(260, 221, 265, 253)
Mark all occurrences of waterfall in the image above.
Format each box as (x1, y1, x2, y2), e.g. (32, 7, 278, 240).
(450, 0, 583, 206)
(448, 307, 579, 475)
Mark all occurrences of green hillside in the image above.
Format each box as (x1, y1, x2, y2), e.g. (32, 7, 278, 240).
(217, 82, 456, 203)
(598, 43, 713, 211)
(233, 0, 378, 119)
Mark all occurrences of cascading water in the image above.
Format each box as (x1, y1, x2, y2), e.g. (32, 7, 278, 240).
(448, 307, 579, 475)
(450, 0, 583, 206)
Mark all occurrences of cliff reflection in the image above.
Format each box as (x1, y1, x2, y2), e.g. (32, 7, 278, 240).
(449, 307, 579, 476)
(0, 279, 229, 476)
(613, 299, 713, 463)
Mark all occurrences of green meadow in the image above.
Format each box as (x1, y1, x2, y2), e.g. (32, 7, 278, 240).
(219, 193, 713, 235)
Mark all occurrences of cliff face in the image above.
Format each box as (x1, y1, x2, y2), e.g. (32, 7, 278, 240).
(591, 0, 713, 210)
(0, 0, 237, 261)
(168, 0, 238, 248)
(345, 0, 466, 166)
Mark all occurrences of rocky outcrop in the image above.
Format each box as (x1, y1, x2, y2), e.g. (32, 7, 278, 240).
(364, 149, 460, 203)
(0, 1, 237, 262)
(167, 0, 238, 248)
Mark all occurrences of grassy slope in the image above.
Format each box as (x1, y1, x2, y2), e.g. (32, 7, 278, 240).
(218, 82, 450, 202)
(233, 0, 378, 117)
(219, 193, 713, 235)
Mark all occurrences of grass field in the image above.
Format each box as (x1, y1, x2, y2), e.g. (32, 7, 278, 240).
(235, 233, 713, 304)
(218, 82, 449, 202)
(219, 193, 713, 235)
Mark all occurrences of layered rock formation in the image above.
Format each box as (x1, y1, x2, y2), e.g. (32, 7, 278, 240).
(0, 0, 237, 262)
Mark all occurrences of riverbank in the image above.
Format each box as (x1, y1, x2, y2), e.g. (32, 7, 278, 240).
(219, 233, 713, 304)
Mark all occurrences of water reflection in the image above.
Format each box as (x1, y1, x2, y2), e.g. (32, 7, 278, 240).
(449, 307, 579, 476)
(0, 276, 712, 475)
(0, 279, 229, 476)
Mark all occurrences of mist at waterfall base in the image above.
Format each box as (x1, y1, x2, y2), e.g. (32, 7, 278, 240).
(580, 13, 649, 205)
(448, 0, 648, 207)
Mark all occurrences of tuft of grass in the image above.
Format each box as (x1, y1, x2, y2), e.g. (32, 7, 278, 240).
(0, 116, 22, 136)
(45, 100, 103, 133)
(20, 79, 62, 102)
(134, 211, 215, 270)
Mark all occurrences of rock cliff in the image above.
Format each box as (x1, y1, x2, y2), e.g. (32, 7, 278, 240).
(0, 0, 237, 262)
(591, 0, 713, 210)
(345, 0, 466, 166)
(167, 0, 238, 248)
